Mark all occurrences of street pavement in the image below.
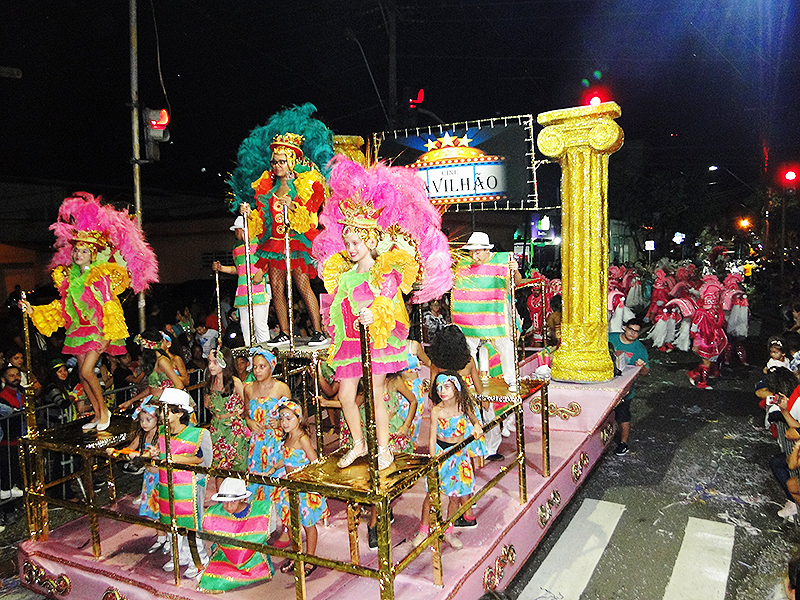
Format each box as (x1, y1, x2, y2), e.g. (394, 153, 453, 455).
(507, 342, 793, 600)
(0, 338, 792, 600)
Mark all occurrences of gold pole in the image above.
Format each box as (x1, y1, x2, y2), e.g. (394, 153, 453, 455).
(162, 403, 181, 585)
(347, 501, 361, 566)
(290, 490, 307, 600)
(214, 270, 222, 349)
(540, 385, 550, 477)
(537, 102, 623, 382)
(508, 255, 520, 392)
(20, 291, 38, 438)
(284, 204, 295, 351)
(241, 204, 256, 345)
(359, 323, 379, 493)
(376, 495, 394, 600)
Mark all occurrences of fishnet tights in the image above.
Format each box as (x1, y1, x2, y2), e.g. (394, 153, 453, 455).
(269, 266, 322, 335)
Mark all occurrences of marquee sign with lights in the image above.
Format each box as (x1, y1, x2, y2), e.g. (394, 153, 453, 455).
(380, 115, 541, 210)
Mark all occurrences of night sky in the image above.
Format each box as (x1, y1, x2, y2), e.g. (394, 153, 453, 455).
(0, 1, 797, 224)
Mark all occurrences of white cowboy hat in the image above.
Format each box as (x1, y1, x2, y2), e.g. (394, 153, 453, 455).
(461, 231, 494, 250)
(159, 388, 195, 413)
(211, 478, 252, 502)
(230, 215, 245, 231)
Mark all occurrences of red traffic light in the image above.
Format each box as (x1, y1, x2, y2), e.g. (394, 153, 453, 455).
(778, 163, 799, 189)
(409, 88, 424, 108)
(582, 85, 610, 107)
(149, 109, 169, 130)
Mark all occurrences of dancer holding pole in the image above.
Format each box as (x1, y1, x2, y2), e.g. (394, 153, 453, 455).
(20, 192, 158, 431)
(227, 103, 334, 348)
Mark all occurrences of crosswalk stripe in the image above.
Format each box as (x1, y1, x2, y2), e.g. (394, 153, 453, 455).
(518, 498, 626, 600)
(662, 516, 734, 600)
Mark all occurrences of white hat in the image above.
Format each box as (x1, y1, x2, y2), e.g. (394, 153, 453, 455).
(230, 216, 245, 231)
(211, 478, 252, 502)
(461, 232, 494, 250)
(159, 388, 194, 413)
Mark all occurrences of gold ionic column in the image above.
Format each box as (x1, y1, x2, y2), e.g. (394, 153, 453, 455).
(536, 102, 624, 382)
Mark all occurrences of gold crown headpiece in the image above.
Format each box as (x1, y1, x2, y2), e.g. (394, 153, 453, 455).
(69, 229, 108, 251)
(270, 133, 304, 158)
(338, 194, 383, 230)
(338, 194, 384, 250)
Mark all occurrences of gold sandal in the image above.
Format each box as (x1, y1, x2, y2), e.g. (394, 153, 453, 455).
(337, 439, 367, 468)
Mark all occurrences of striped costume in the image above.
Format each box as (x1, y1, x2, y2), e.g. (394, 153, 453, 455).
(198, 500, 273, 592)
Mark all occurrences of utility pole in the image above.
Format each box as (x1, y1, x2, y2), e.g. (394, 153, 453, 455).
(130, 0, 146, 332)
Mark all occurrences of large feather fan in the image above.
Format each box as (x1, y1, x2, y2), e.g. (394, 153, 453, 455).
(313, 156, 452, 303)
(49, 192, 158, 293)
(227, 103, 335, 216)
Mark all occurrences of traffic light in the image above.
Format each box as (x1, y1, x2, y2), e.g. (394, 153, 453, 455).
(403, 87, 423, 127)
(143, 107, 170, 161)
(582, 85, 610, 107)
(778, 164, 799, 192)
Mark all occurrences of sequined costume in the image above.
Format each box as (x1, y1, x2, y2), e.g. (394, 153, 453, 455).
(321, 250, 415, 379)
(250, 167, 327, 277)
(30, 262, 129, 356)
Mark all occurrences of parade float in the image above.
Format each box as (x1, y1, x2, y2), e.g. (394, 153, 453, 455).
(17, 102, 641, 600)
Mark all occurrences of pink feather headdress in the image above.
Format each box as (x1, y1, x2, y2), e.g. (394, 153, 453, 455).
(49, 192, 159, 293)
(313, 156, 452, 303)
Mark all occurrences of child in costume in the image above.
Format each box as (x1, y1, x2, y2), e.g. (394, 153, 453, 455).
(228, 103, 335, 347)
(213, 211, 271, 346)
(412, 372, 484, 550)
(122, 329, 185, 410)
(108, 399, 166, 552)
(144, 388, 211, 579)
(312, 157, 452, 471)
(244, 348, 289, 508)
(452, 231, 522, 392)
(198, 478, 273, 593)
(21, 192, 158, 431)
(204, 347, 248, 485)
(273, 401, 328, 576)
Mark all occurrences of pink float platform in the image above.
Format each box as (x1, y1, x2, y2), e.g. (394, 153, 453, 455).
(18, 361, 640, 600)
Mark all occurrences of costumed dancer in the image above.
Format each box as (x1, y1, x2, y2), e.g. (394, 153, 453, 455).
(686, 275, 728, 389)
(20, 192, 158, 431)
(145, 388, 212, 579)
(663, 296, 696, 352)
(120, 329, 185, 411)
(312, 157, 452, 470)
(213, 211, 272, 346)
(198, 478, 273, 593)
(228, 103, 335, 347)
(608, 288, 634, 333)
(452, 232, 522, 392)
(412, 372, 484, 550)
(273, 401, 328, 576)
(204, 347, 248, 486)
(644, 268, 670, 324)
(623, 267, 645, 311)
(721, 272, 750, 367)
(107, 399, 166, 553)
